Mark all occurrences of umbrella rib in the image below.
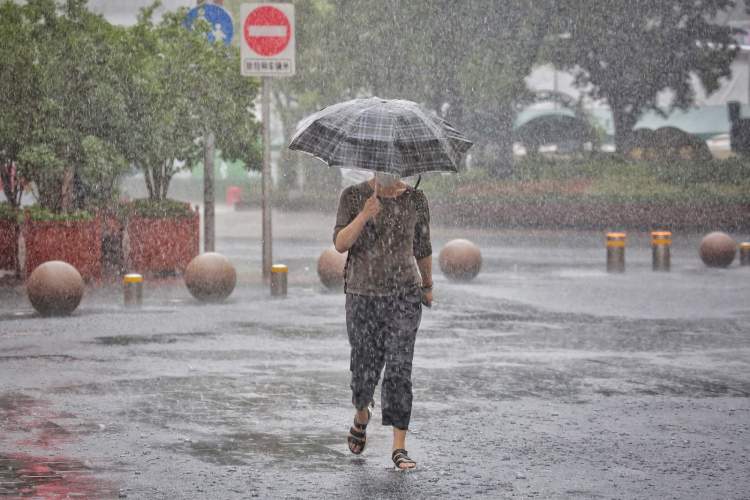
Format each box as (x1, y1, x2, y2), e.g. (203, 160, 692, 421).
(403, 106, 462, 170)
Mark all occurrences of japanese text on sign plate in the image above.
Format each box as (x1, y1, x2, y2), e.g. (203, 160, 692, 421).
(244, 59, 292, 73)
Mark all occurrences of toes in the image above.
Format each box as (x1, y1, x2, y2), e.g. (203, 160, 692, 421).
(348, 439, 365, 454)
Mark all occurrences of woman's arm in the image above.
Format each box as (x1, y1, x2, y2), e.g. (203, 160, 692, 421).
(413, 190, 433, 306)
(416, 256, 432, 287)
(334, 191, 381, 253)
(417, 256, 433, 307)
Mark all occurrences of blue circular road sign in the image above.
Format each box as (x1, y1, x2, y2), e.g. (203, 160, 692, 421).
(184, 4, 234, 46)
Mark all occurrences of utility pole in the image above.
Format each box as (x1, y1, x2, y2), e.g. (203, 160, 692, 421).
(204, 131, 215, 252)
(261, 77, 272, 281)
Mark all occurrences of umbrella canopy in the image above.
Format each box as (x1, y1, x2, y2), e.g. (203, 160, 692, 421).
(288, 97, 472, 177)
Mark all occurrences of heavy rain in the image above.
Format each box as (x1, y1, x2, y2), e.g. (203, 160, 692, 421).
(1, 0, 749, 498)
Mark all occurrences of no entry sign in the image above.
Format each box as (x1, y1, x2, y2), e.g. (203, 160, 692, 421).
(241, 3, 295, 77)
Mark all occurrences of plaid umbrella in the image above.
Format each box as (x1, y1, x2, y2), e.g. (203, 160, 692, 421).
(288, 97, 473, 177)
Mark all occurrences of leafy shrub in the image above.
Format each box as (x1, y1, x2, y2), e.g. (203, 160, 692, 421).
(23, 205, 93, 222)
(79, 136, 129, 207)
(127, 199, 195, 219)
(418, 156, 750, 204)
(0, 202, 19, 221)
(17, 145, 67, 213)
(650, 157, 750, 186)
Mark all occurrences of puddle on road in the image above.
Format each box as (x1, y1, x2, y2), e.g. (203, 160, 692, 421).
(234, 321, 337, 338)
(0, 354, 78, 362)
(0, 307, 179, 323)
(170, 431, 343, 468)
(0, 311, 36, 321)
(0, 453, 113, 498)
(93, 331, 214, 346)
(0, 392, 38, 415)
(0, 394, 116, 498)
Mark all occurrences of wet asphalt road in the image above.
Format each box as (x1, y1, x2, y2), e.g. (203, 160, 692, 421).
(1, 208, 749, 499)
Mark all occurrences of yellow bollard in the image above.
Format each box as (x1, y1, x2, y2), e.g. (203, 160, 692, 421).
(270, 264, 288, 297)
(123, 273, 143, 307)
(606, 232, 626, 273)
(651, 231, 672, 272)
(740, 242, 750, 266)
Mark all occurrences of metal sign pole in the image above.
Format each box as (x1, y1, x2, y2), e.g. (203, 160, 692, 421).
(261, 76, 272, 281)
(204, 130, 215, 252)
(241, 3, 294, 282)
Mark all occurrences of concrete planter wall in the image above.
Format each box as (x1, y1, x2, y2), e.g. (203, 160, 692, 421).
(125, 206, 199, 276)
(22, 216, 102, 281)
(0, 217, 18, 271)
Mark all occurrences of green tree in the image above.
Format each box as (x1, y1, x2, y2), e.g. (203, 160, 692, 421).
(21, 0, 130, 211)
(0, 0, 132, 213)
(224, 0, 553, 179)
(0, 0, 43, 209)
(548, 0, 739, 152)
(118, 3, 261, 201)
(17, 144, 66, 212)
(79, 136, 130, 206)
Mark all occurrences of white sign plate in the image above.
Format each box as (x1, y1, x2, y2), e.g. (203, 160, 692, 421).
(240, 3, 295, 77)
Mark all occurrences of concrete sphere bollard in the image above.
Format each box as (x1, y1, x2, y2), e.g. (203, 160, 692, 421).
(439, 239, 482, 281)
(699, 232, 737, 268)
(27, 261, 84, 316)
(318, 247, 347, 289)
(184, 252, 237, 302)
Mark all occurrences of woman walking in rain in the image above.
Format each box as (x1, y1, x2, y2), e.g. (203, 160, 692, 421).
(333, 171, 433, 471)
(288, 96, 471, 470)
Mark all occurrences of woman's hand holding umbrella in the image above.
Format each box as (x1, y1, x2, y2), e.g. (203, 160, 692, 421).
(333, 187, 381, 253)
(361, 185, 381, 221)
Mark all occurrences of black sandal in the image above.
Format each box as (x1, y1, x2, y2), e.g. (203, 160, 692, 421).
(347, 407, 371, 455)
(392, 448, 416, 470)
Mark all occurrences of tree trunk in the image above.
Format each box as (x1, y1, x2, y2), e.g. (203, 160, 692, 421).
(610, 99, 638, 154)
(161, 177, 170, 200)
(277, 119, 299, 198)
(154, 165, 163, 201)
(13, 221, 20, 278)
(149, 163, 164, 201)
(61, 166, 74, 212)
(0, 164, 20, 209)
(144, 165, 155, 200)
(276, 148, 297, 196)
(487, 104, 515, 178)
(445, 95, 464, 128)
(161, 160, 171, 200)
(272, 89, 301, 197)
